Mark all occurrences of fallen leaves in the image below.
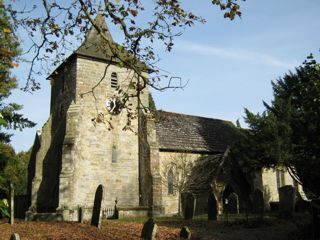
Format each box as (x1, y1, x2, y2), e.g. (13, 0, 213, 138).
(0, 220, 182, 240)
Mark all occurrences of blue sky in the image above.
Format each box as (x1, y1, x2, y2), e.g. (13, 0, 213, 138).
(7, 0, 320, 152)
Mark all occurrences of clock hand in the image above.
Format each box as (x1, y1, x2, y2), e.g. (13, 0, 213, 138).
(111, 99, 116, 112)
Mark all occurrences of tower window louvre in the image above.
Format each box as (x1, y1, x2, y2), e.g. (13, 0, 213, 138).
(111, 72, 118, 89)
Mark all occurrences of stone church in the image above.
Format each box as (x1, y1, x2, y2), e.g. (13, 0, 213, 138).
(27, 15, 302, 221)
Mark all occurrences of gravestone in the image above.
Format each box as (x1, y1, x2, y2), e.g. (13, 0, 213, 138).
(180, 226, 192, 239)
(141, 218, 158, 240)
(9, 233, 20, 240)
(208, 192, 217, 220)
(228, 192, 239, 214)
(113, 199, 119, 219)
(279, 185, 295, 218)
(78, 206, 84, 223)
(183, 193, 195, 220)
(91, 184, 105, 228)
(252, 189, 264, 215)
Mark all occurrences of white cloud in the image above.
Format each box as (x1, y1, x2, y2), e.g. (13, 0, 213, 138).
(175, 40, 297, 69)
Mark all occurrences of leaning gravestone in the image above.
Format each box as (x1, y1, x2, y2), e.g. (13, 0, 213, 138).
(9, 233, 20, 240)
(91, 184, 105, 228)
(180, 226, 192, 239)
(279, 185, 295, 218)
(141, 218, 158, 240)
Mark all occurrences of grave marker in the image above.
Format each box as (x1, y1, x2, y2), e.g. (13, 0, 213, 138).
(279, 185, 295, 218)
(91, 184, 105, 228)
(141, 218, 158, 240)
(180, 226, 191, 239)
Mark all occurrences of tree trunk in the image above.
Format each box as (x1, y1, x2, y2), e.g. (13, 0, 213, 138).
(9, 183, 14, 225)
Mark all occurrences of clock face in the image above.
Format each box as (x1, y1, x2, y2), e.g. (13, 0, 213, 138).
(106, 97, 122, 115)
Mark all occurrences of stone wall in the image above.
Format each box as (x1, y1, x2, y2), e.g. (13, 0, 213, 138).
(57, 56, 149, 220)
(261, 168, 295, 210)
(30, 57, 77, 213)
(158, 151, 203, 215)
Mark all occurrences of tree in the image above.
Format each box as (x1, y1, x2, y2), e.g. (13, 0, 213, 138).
(233, 54, 320, 198)
(0, 143, 30, 196)
(0, 0, 35, 142)
(0, 2, 34, 218)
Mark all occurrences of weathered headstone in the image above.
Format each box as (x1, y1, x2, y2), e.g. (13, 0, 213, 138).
(9, 233, 20, 240)
(228, 192, 239, 214)
(180, 226, 192, 239)
(91, 184, 105, 228)
(252, 189, 264, 215)
(78, 206, 84, 223)
(183, 193, 195, 220)
(279, 185, 295, 218)
(208, 192, 217, 220)
(141, 218, 158, 240)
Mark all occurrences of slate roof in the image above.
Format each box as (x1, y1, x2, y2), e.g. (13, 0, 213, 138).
(75, 14, 149, 71)
(155, 111, 236, 153)
(48, 14, 149, 78)
(75, 14, 116, 61)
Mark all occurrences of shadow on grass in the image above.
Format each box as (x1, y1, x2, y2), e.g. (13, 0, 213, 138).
(110, 212, 311, 229)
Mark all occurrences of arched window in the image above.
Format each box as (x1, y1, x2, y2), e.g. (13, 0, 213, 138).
(167, 169, 174, 195)
(111, 72, 118, 89)
(111, 145, 117, 163)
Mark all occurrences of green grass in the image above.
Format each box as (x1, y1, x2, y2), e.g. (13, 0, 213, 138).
(109, 216, 148, 223)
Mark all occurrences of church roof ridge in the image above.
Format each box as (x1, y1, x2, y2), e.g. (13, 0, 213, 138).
(156, 110, 234, 125)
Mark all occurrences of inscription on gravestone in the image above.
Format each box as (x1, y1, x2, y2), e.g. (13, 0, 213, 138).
(91, 184, 105, 228)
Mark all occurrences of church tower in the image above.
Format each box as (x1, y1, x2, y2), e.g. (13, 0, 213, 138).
(28, 15, 150, 221)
